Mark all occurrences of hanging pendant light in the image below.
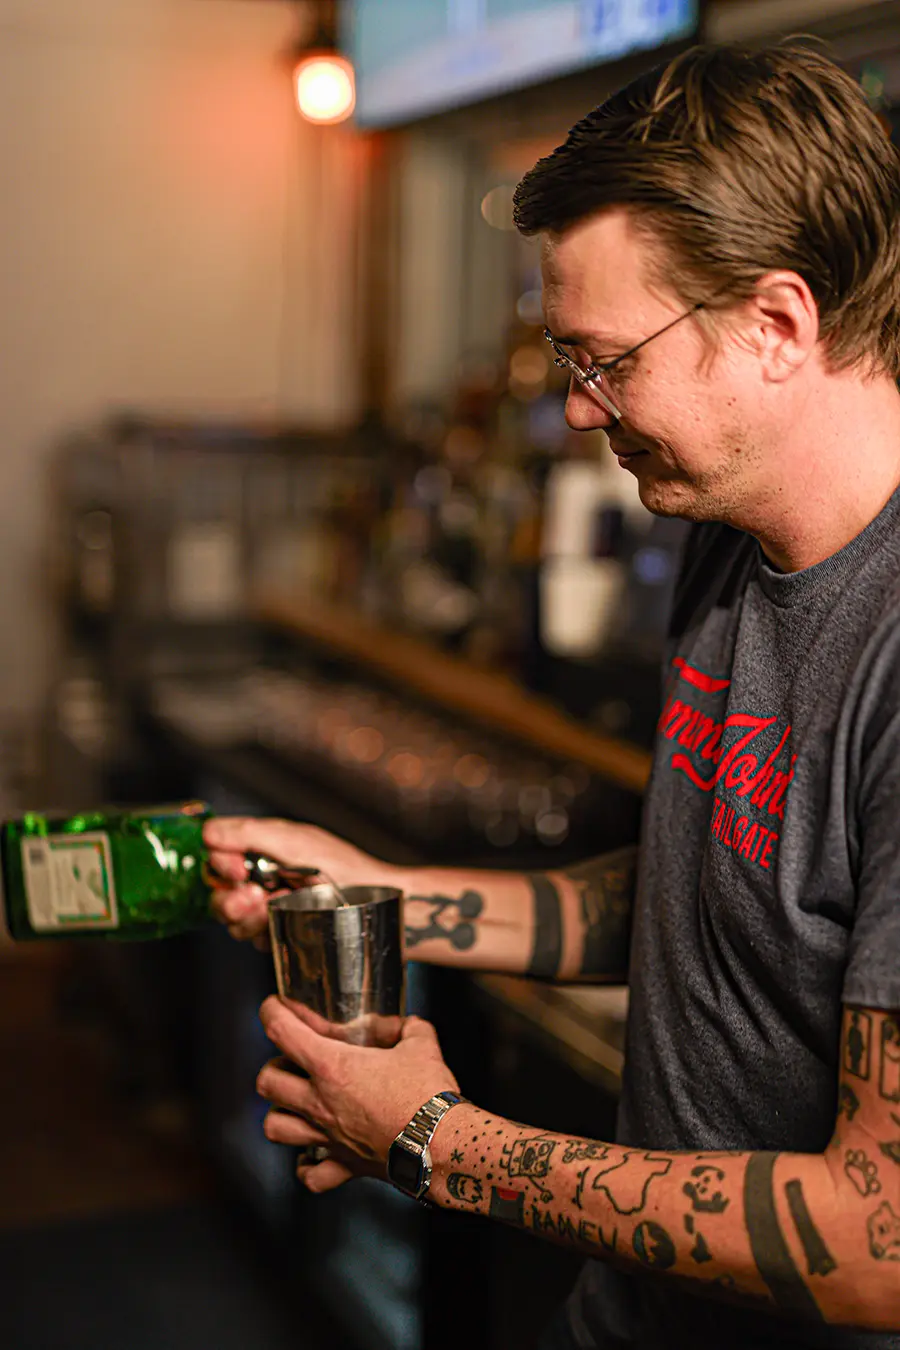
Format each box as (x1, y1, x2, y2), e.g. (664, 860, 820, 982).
(292, 0, 355, 125)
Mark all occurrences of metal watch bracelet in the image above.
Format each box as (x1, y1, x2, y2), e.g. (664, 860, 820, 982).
(402, 1091, 463, 1149)
(388, 1090, 468, 1201)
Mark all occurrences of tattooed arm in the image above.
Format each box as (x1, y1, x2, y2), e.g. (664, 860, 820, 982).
(203, 817, 636, 980)
(429, 1006, 900, 1330)
(400, 846, 636, 981)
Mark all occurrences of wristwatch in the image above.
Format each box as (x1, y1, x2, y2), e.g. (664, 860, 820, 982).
(387, 1091, 467, 1201)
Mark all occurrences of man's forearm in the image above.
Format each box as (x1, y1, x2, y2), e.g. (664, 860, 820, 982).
(428, 1108, 899, 1330)
(398, 846, 636, 981)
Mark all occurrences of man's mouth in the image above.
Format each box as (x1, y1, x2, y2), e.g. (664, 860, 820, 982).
(610, 441, 648, 462)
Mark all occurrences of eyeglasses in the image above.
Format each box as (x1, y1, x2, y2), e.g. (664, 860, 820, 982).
(543, 302, 705, 421)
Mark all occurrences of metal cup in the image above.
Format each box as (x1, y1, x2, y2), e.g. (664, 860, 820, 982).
(267, 885, 405, 1047)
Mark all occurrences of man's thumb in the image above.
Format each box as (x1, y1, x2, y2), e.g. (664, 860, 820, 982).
(400, 1015, 439, 1047)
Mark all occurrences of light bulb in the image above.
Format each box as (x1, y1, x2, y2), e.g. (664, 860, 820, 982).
(294, 53, 356, 125)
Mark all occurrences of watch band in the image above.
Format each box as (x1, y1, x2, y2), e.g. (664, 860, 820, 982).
(402, 1090, 464, 1150)
(388, 1090, 467, 1201)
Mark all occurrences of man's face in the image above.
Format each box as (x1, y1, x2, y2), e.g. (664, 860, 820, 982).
(541, 208, 771, 522)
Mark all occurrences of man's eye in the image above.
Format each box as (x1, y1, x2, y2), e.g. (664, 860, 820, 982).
(588, 354, 629, 373)
(602, 358, 635, 382)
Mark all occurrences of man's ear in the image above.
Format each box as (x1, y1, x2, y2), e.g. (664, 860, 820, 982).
(746, 271, 820, 382)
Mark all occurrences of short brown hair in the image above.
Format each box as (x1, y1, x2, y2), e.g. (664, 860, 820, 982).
(514, 41, 900, 378)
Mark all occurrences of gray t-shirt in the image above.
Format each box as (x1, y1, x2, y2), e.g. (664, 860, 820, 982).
(568, 487, 900, 1348)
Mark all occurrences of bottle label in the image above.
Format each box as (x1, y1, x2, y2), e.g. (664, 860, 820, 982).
(22, 832, 119, 931)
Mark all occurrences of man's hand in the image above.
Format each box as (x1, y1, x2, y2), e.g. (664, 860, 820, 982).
(257, 996, 459, 1193)
(204, 818, 399, 944)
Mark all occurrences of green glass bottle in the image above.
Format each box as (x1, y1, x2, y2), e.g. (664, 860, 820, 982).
(0, 801, 214, 942)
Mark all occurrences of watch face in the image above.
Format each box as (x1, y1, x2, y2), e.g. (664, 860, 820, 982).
(389, 1142, 424, 1196)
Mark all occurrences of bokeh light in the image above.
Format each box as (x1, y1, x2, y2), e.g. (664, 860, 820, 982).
(294, 54, 356, 125)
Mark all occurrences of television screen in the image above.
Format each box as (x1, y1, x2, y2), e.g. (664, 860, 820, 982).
(344, 0, 700, 128)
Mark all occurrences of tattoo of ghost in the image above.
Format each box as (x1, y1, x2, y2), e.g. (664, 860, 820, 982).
(683, 1165, 730, 1214)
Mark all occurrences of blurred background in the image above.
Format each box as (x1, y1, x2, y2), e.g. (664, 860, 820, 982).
(1, 1, 899, 1347)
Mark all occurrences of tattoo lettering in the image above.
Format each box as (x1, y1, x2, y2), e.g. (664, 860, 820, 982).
(868, 1201, 900, 1261)
(744, 1153, 824, 1319)
(566, 847, 636, 978)
(880, 1017, 900, 1102)
(574, 1168, 589, 1209)
(527, 875, 563, 978)
(837, 1082, 860, 1122)
(447, 1173, 484, 1205)
(683, 1165, 730, 1214)
(404, 891, 483, 951)
(878, 1112, 900, 1168)
(684, 1215, 694, 1233)
(590, 1151, 673, 1216)
(785, 1180, 837, 1278)
(845, 1010, 872, 1081)
(530, 1204, 617, 1253)
(633, 1221, 677, 1271)
(450, 1149, 464, 1165)
(690, 1231, 713, 1264)
(562, 1140, 610, 1165)
(531, 1204, 575, 1243)
(844, 1149, 881, 1198)
(489, 1186, 525, 1226)
(501, 1135, 557, 1202)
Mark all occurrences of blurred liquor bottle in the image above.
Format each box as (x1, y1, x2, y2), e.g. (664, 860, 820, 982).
(0, 802, 297, 944)
(1, 801, 212, 942)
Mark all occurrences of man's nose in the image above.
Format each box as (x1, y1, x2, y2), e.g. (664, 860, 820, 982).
(564, 379, 619, 432)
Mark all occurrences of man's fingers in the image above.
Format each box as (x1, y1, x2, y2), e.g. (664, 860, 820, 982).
(257, 1058, 321, 1116)
(209, 885, 269, 932)
(204, 816, 307, 859)
(298, 1158, 354, 1193)
(280, 998, 343, 1040)
(205, 849, 254, 883)
(263, 1110, 329, 1147)
(224, 913, 268, 943)
(260, 996, 327, 1077)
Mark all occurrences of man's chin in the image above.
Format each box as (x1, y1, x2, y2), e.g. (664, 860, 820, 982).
(635, 474, 709, 522)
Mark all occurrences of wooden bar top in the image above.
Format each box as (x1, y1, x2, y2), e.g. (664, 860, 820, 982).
(474, 975, 628, 1095)
(257, 594, 652, 794)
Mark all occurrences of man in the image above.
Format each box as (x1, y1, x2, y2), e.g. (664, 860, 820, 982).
(206, 41, 900, 1347)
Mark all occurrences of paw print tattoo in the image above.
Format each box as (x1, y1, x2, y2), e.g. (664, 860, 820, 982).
(844, 1148, 881, 1197)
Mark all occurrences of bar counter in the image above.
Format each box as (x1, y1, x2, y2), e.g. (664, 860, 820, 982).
(257, 594, 653, 794)
(255, 595, 644, 1095)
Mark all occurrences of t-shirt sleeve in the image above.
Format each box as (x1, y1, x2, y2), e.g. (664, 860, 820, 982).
(842, 616, 900, 1009)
